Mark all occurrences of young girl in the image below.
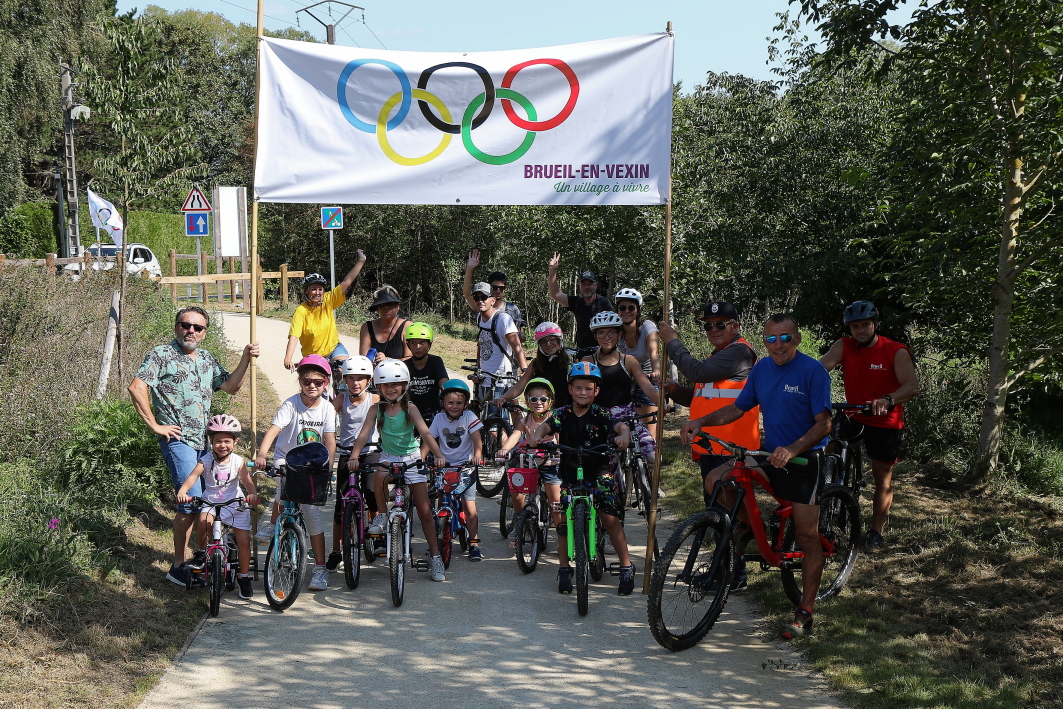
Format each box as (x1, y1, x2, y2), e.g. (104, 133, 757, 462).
(497, 378, 563, 545)
(494, 322, 572, 409)
(254, 354, 336, 592)
(176, 414, 260, 600)
(427, 379, 483, 561)
(614, 288, 661, 438)
(350, 359, 449, 582)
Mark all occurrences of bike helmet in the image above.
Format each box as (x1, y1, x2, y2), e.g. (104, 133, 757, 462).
(302, 272, 327, 290)
(404, 321, 435, 342)
(340, 355, 374, 377)
(843, 300, 879, 324)
(296, 354, 331, 377)
(525, 377, 555, 398)
(206, 413, 241, 435)
(614, 287, 643, 306)
(589, 311, 623, 331)
(568, 361, 602, 382)
(439, 379, 471, 401)
(373, 358, 410, 385)
(534, 321, 564, 344)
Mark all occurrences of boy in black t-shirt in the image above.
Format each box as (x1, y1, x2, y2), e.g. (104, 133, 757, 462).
(529, 361, 637, 595)
(403, 322, 449, 421)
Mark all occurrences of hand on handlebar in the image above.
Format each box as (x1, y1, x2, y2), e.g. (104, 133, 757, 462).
(245, 493, 260, 506)
(869, 398, 891, 416)
(614, 433, 629, 450)
(177, 492, 191, 504)
(254, 453, 267, 470)
(492, 396, 507, 409)
(679, 419, 701, 446)
(768, 445, 797, 469)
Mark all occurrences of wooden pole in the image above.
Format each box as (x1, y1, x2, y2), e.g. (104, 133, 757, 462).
(45, 252, 55, 275)
(643, 20, 673, 594)
(200, 251, 209, 305)
(280, 263, 288, 306)
(249, 0, 264, 443)
(229, 256, 237, 304)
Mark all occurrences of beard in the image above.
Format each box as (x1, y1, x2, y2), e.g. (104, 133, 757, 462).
(179, 339, 200, 352)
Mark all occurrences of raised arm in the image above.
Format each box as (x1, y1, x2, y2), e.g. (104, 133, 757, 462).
(337, 249, 367, 293)
(548, 252, 570, 307)
(462, 250, 480, 311)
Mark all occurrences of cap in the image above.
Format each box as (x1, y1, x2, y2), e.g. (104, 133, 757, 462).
(472, 282, 493, 297)
(701, 301, 739, 321)
(579, 270, 597, 283)
(368, 290, 401, 312)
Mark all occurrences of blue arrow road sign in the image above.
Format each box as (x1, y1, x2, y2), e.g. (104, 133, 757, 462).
(186, 213, 210, 237)
(321, 206, 343, 229)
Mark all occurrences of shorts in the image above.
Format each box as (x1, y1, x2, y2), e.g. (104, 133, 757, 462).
(380, 452, 427, 484)
(538, 464, 562, 486)
(201, 502, 251, 531)
(334, 451, 381, 524)
(327, 342, 350, 361)
(446, 462, 479, 502)
(840, 417, 904, 464)
(632, 383, 660, 408)
(561, 461, 621, 518)
(159, 437, 205, 515)
(754, 449, 824, 506)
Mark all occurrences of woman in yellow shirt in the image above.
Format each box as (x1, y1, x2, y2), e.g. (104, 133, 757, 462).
(283, 249, 367, 372)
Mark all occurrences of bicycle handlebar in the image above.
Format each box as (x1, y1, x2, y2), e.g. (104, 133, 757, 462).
(831, 401, 895, 415)
(530, 442, 619, 456)
(187, 497, 247, 511)
(690, 432, 808, 467)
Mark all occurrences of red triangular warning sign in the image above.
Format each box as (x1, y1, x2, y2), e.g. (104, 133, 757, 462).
(181, 187, 212, 212)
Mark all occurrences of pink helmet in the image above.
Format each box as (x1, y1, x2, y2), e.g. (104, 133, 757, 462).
(206, 414, 242, 435)
(534, 321, 564, 343)
(296, 354, 331, 376)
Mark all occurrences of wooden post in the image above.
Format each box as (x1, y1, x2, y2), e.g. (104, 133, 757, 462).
(0, 254, 5, 267)
(280, 263, 288, 306)
(45, 253, 55, 275)
(200, 251, 209, 305)
(169, 249, 177, 304)
(229, 257, 237, 304)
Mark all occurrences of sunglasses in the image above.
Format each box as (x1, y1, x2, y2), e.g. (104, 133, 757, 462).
(764, 334, 795, 344)
(472, 294, 489, 302)
(617, 304, 637, 312)
(491, 284, 506, 292)
(301, 378, 327, 387)
(703, 321, 732, 331)
(526, 396, 551, 404)
(177, 321, 206, 333)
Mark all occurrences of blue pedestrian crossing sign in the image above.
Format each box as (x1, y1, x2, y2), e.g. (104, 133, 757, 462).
(185, 213, 210, 237)
(321, 206, 343, 230)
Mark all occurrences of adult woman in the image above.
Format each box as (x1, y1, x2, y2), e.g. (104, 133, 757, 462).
(615, 287, 661, 439)
(494, 321, 572, 409)
(359, 285, 411, 364)
(283, 250, 367, 371)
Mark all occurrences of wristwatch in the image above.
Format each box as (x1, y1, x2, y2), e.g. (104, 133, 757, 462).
(883, 394, 894, 406)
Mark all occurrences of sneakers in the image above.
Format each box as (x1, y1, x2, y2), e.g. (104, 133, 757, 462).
(468, 544, 483, 562)
(782, 606, 814, 640)
(618, 564, 637, 595)
(165, 563, 191, 587)
(429, 554, 446, 582)
(368, 513, 388, 534)
(325, 551, 343, 571)
(557, 566, 573, 594)
(186, 550, 206, 570)
(237, 575, 254, 599)
(862, 529, 884, 550)
(308, 565, 328, 590)
(603, 536, 616, 556)
(254, 521, 275, 542)
(730, 557, 749, 593)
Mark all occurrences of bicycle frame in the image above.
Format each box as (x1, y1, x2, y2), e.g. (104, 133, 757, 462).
(435, 466, 474, 536)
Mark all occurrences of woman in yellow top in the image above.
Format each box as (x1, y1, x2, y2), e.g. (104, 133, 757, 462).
(283, 249, 367, 372)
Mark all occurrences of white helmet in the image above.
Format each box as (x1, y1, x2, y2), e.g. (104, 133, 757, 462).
(340, 355, 374, 377)
(534, 321, 564, 344)
(614, 287, 643, 306)
(373, 358, 410, 385)
(589, 311, 624, 330)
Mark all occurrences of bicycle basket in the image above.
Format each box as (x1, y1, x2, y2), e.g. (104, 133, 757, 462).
(507, 467, 539, 495)
(281, 442, 332, 505)
(441, 467, 475, 496)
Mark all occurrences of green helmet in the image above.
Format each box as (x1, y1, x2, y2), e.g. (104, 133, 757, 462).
(525, 377, 555, 398)
(404, 321, 435, 343)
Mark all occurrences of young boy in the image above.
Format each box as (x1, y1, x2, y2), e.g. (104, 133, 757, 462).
(176, 414, 260, 599)
(529, 362, 637, 595)
(254, 354, 337, 591)
(403, 322, 449, 423)
(426, 379, 484, 561)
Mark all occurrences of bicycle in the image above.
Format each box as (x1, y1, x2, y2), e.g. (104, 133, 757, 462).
(615, 411, 657, 519)
(249, 464, 311, 611)
(507, 446, 557, 574)
(337, 442, 382, 590)
(186, 497, 245, 617)
(433, 464, 476, 569)
(460, 358, 518, 498)
(493, 401, 531, 537)
(825, 401, 894, 500)
(647, 432, 861, 651)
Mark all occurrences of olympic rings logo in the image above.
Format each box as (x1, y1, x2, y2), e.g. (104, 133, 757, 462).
(336, 58, 580, 166)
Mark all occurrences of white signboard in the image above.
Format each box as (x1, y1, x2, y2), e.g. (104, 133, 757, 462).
(213, 187, 247, 258)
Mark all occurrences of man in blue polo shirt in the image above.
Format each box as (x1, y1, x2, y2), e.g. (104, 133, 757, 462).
(680, 312, 831, 640)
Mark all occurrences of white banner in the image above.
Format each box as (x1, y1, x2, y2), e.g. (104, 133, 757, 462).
(213, 186, 247, 258)
(255, 33, 673, 205)
(85, 188, 124, 246)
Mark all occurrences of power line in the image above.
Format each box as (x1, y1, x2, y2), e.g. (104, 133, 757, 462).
(363, 20, 387, 50)
(216, 0, 290, 25)
(339, 23, 362, 48)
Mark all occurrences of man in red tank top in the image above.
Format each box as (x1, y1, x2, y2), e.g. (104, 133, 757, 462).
(820, 301, 919, 550)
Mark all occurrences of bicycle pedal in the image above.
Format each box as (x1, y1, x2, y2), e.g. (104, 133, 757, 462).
(412, 559, 430, 571)
(607, 561, 624, 576)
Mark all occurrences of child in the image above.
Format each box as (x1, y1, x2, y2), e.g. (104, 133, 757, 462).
(528, 362, 637, 596)
(403, 322, 449, 423)
(326, 355, 379, 571)
(176, 414, 260, 599)
(254, 354, 336, 592)
(350, 359, 449, 582)
(426, 379, 484, 561)
(497, 378, 563, 546)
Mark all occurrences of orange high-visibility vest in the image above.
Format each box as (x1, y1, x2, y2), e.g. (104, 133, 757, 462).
(690, 338, 760, 459)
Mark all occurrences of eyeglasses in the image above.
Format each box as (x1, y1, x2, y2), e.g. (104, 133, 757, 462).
(527, 396, 551, 404)
(538, 337, 561, 347)
(177, 321, 206, 332)
(617, 304, 637, 312)
(703, 321, 732, 331)
(472, 294, 489, 302)
(594, 329, 618, 338)
(763, 334, 795, 344)
(301, 378, 327, 387)
(491, 284, 506, 292)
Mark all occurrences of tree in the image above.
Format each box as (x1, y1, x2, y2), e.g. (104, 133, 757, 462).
(792, 0, 1063, 480)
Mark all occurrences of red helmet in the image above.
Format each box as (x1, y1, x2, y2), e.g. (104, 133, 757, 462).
(206, 414, 241, 435)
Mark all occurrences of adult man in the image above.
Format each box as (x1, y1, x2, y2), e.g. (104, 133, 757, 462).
(548, 253, 613, 350)
(820, 300, 918, 549)
(462, 250, 525, 337)
(660, 302, 759, 513)
(471, 281, 527, 420)
(680, 313, 831, 639)
(128, 306, 259, 586)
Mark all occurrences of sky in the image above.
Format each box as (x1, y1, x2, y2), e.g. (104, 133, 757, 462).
(117, 0, 811, 90)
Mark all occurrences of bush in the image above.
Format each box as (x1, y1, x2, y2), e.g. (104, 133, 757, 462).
(0, 202, 56, 258)
(997, 427, 1063, 495)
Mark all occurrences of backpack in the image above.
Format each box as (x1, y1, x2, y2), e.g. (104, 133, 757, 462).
(479, 312, 518, 369)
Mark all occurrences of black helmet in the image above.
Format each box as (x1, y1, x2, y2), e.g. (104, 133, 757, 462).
(844, 300, 879, 324)
(302, 273, 327, 290)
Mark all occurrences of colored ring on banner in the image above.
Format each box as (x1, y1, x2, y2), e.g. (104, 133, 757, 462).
(378, 89, 453, 166)
(462, 89, 536, 165)
(500, 58, 579, 131)
(416, 62, 495, 135)
(338, 58, 411, 133)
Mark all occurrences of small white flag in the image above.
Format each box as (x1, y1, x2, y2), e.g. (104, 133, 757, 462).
(86, 188, 124, 247)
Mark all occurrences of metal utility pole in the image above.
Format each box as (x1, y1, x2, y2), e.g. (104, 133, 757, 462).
(296, 1, 362, 44)
(60, 59, 89, 256)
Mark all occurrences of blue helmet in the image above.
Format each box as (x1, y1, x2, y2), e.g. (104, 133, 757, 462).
(439, 379, 471, 400)
(568, 361, 602, 382)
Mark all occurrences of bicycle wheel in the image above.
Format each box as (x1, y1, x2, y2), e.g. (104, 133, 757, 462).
(780, 484, 861, 606)
(224, 533, 237, 591)
(438, 512, 453, 570)
(457, 525, 469, 551)
(635, 455, 653, 515)
(341, 502, 362, 590)
(389, 516, 405, 607)
(589, 512, 606, 581)
(514, 505, 540, 574)
(265, 518, 306, 611)
(621, 451, 635, 509)
(498, 484, 515, 538)
(647, 510, 734, 651)
(848, 445, 865, 499)
(573, 501, 590, 616)
(208, 548, 225, 617)
(476, 418, 513, 497)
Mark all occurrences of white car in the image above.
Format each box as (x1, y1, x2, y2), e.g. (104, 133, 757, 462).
(63, 243, 163, 279)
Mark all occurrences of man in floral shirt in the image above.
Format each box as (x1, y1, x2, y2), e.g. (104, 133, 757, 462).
(128, 306, 258, 586)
